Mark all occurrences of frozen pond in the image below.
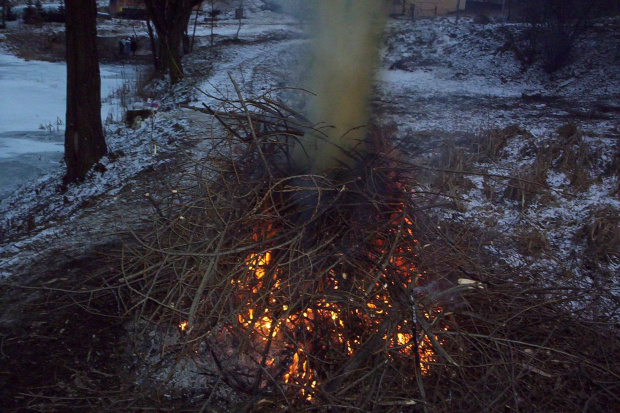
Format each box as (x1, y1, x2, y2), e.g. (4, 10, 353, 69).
(0, 52, 139, 133)
(0, 131, 64, 200)
(0, 52, 139, 200)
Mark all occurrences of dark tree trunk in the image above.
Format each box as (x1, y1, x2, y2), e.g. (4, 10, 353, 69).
(143, 0, 201, 85)
(190, 9, 199, 53)
(158, 29, 184, 83)
(64, 0, 106, 183)
(146, 15, 160, 71)
(1, 0, 6, 28)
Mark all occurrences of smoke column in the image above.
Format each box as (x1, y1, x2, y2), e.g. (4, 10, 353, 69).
(293, 0, 389, 173)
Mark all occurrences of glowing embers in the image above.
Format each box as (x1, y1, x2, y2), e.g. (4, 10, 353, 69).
(283, 349, 317, 400)
(178, 320, 188, 332)
(225, 208, 444, 401)
(246, 251, 272, 280)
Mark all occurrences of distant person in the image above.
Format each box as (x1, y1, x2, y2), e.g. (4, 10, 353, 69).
(124, 37, 131, 56)
(130, 37, 137, 56)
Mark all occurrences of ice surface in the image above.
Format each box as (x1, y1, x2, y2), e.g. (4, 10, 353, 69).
(0, 52, 139, 133)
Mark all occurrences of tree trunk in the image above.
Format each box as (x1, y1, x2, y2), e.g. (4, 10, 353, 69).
(144, 0, 200, 85)
(190, 9, 199, 53)
(161, 39, 183, 83)
(158, 29, 184, 83)
(146, 15, 161, 71)
(64, 0, 106, 183)
(2, 0, 6, 28)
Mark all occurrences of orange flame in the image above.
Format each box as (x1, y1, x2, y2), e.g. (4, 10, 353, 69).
(179, 321, 188, 332)
(231, 206, 443, 400)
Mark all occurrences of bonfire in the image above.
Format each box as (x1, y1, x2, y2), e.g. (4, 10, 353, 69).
(119, 90, 460, 410)
(118, 90, 620, 412)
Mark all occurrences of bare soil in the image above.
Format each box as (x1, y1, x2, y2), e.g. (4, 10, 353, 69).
(3, 21, 152, 64)
(0, 244, 126, 412)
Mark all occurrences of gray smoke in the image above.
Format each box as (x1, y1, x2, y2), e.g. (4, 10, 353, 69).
(292, 0, 389, 173)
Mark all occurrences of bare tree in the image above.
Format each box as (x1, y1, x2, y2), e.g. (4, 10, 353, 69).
(515, 0, 608, 72)
(146, 14, 160, 71)
(144, 0, 202, 84)
(64, 0, 106, 183)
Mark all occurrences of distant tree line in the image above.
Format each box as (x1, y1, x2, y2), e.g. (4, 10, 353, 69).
(22, 0, 66, 24)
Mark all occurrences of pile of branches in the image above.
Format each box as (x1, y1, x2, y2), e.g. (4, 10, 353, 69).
(118, 90, 620, 412)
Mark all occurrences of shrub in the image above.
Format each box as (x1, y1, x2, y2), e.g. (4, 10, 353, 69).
(516, 0, 608, 72)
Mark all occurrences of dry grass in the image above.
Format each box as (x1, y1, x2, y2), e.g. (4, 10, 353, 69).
(428, 141, 475, 212)
(610, 138, 620, 176)
(503, 165, 549, 209)
(514, 226, 551, 258)
(607, 136, 620, 195)
(134, 66, 159, 101)
(550, 123, 599, 190)
(577, 205, 620, 265)
(502, 122, 602, 207)
(475, 124, 532, 163)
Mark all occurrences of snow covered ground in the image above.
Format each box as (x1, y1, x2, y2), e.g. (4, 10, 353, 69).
(375, 16, 619, 317)
(0, 8, 617, 313)
(0, 5, 307, 276)
(0, 7, 618, 410)
(378, 17, 620, 139)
